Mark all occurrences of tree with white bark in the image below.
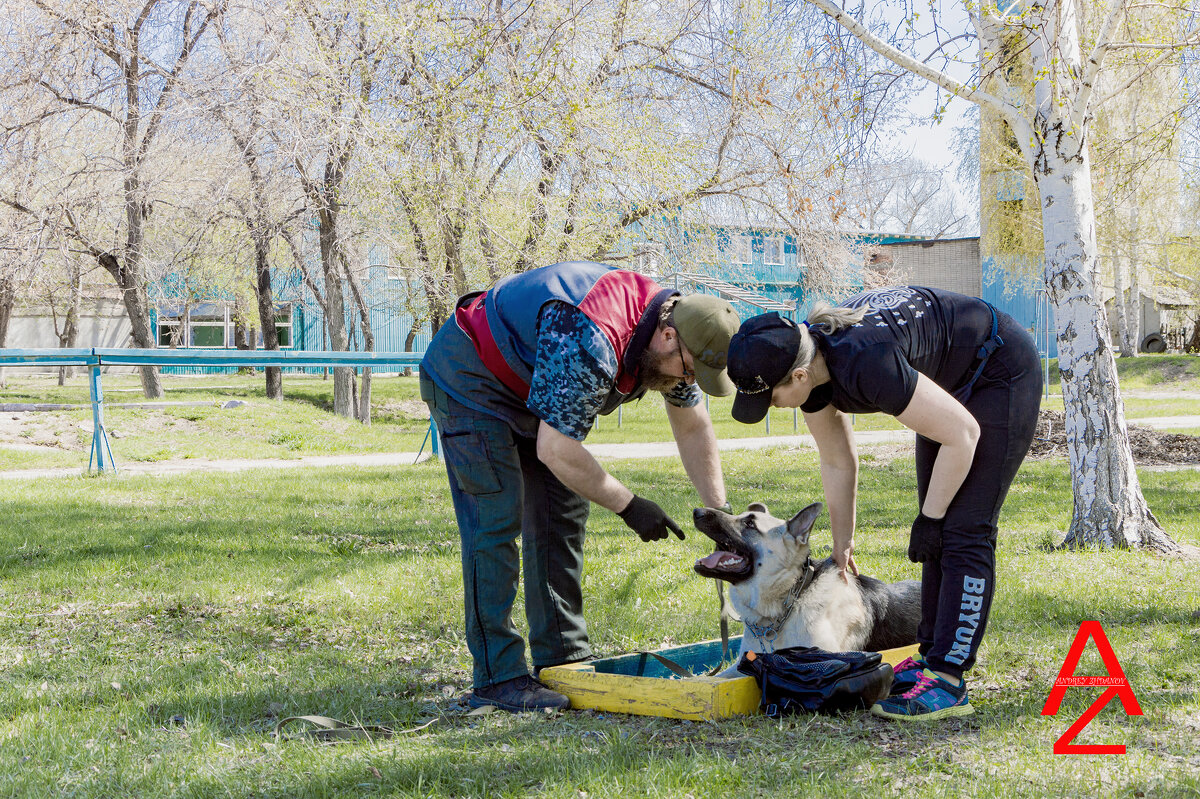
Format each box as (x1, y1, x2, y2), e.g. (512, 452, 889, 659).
(803, 0, 1199, 552)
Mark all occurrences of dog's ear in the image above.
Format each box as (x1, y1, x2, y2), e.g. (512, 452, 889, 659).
(786, 502, 824, 543)
(747, 502, 769, 514)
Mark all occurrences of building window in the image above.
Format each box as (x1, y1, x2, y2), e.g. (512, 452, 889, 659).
(763, 236, 784, 265)
(156, 305, 293, 349)
(190, 311, 228, 348)
(727, 234, 752, 265)
(274, 311, 292, 347)
(158, 318, 183, 347)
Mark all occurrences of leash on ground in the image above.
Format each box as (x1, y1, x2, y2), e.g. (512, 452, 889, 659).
(631, 579, 735, 680)
(274, 714, 438, 742)
(717, 579, 731, 665)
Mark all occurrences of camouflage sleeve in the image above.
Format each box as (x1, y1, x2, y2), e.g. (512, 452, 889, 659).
(526, 302, 619, 441)
(662, 380, 701, 408)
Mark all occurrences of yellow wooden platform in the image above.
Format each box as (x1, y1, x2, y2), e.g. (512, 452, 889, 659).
(540, 638, 919, 720)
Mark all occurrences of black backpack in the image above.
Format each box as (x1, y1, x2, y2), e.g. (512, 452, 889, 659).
(736, 646, 895, 717)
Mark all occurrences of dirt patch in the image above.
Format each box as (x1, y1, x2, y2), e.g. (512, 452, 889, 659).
(376, 399, 430, 420)
(1156, 361, 1197, 383)
(1029, 409, 1200, 465)
(0, 411, 81, 450)
(858, 441, 916, 466)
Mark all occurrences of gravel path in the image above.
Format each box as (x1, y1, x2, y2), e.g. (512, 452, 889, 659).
(5, 415, 1200, 480)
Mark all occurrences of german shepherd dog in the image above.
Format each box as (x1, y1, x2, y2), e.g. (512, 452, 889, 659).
(693, 503, 921, 665)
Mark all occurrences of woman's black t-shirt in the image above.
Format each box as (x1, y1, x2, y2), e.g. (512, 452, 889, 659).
(800, 286, 997, 417)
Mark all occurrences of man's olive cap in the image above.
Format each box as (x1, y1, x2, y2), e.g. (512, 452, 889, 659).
(672, 294, 739, 396)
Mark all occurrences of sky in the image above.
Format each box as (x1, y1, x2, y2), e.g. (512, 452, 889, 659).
(872, 0, 981, 232)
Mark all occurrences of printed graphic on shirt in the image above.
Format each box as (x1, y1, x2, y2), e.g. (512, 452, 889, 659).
(842, 287, 934, 329)
(799, 287, 937, 416)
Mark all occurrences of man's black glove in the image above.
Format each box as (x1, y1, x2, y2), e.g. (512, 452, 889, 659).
(619, 495, 685, 542)
(908, 513, 944, 563)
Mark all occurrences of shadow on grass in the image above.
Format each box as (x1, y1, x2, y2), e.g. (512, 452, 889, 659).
(274, 384, 338, 415)
(0, 495, 459, 590)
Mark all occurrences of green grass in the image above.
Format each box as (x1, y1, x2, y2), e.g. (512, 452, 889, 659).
(0, 450, 1197, 797)
(1043, 352, 1200, 391)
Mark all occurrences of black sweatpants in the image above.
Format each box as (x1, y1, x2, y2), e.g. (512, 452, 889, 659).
(915, 314, 1043, 678)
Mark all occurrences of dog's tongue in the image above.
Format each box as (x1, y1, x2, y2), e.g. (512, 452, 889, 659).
(696, 551, 745, 571)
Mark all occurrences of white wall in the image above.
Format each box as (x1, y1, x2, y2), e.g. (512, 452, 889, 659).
(4, 298, 136, 375)
(8, 298, 132, 349)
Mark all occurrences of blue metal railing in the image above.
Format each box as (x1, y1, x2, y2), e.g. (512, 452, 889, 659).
(0, 348, 433, 473)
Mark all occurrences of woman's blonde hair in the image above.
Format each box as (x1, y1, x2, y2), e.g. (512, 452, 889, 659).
(780, 302, 867, 385)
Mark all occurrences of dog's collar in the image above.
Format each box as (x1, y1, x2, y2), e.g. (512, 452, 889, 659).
(741, 558, 817, 650)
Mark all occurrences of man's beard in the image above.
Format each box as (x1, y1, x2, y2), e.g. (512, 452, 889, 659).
(638, 345, 684, 393)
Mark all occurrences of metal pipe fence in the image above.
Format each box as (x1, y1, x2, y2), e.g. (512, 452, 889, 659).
(0, 348, 430, 473)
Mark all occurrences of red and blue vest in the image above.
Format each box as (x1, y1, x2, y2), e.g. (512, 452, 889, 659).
(453, 261, 673, 400)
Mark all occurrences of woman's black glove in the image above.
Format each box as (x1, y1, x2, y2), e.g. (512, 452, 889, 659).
(619, 495, 685, 542)
(908, 513, 944, 563)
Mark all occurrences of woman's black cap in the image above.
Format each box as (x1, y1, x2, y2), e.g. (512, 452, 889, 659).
(728, 313, 803, 424)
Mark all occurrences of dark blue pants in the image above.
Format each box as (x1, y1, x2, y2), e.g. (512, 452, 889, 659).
(915, 316, 1043, 678)
(421, 377, 593, 689)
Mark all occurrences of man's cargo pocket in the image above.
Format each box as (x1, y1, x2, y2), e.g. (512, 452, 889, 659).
(440, 428, 503, 495)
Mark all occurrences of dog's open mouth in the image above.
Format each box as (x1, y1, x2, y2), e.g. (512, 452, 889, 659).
(692, 510, 755, 581)
(694, 550, 749, 578)
(692, 507, 756, 582)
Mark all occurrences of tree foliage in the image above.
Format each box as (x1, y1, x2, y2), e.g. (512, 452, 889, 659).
(804, 0, 1199, 553)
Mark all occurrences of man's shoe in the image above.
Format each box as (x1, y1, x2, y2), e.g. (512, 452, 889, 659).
(870, 669, 974, 722)
(468, 675, 570, 712)
(888, 656, 928, 696)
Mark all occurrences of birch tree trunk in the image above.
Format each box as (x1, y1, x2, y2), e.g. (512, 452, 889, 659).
(1033, 124, 1177, 552)
(1112, 252, 1136, 356)
(1027, 2, 1175, 552)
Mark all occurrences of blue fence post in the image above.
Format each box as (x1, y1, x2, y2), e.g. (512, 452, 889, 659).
(87, 364, 116, 474)
(429, 419, 440, 460)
